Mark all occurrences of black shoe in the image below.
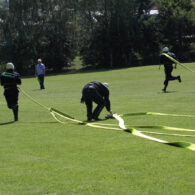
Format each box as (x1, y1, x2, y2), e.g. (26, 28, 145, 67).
(105, 114, 113, 119)
(162, 88, 166, 93)
(86, 120, 92, 122)
(178, 76, 181, 83)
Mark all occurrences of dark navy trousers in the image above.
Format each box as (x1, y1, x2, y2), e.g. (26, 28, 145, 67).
(83, 86, 105, 120)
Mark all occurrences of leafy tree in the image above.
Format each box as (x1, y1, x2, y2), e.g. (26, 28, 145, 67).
(79, 0, 158, 68)
(156, 0, 195, 61)
(1, 0, 76, 73)
(1, 0, 194, 73)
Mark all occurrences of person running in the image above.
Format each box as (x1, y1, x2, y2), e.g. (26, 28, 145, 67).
(35, 58, 45, 89)
(80, 81, 113, 121)
(0, 62, 22, 121)
(160, 47, 181, 92)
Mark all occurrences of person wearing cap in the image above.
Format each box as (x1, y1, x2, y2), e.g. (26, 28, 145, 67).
(80, 81, 113, 121)
(0, 62, 21, 121)
(35, 59, 45, 89)
(160, 47, 181, 92)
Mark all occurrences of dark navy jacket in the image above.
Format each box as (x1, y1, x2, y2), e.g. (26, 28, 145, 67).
(0, 70, 21, 89)
(81, 81, 111, 111)
(160, 52, 177, 68)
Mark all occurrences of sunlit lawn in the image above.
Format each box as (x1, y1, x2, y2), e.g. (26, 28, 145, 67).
(0, 63, 195, 194)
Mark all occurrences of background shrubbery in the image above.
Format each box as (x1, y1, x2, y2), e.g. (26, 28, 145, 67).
(0, 0, 195, 74)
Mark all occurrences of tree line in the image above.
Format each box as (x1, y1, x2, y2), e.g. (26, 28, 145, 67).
(0, 0, 195, 74)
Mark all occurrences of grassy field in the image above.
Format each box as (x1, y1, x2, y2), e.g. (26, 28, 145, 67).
(0, 63, 195, 194)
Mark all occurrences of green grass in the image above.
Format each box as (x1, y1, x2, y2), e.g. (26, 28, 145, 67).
(0, 63, 195, 194)
(65, 56, 83, 72)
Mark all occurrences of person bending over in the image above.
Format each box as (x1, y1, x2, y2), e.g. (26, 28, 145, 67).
(81, 81, 113, 121)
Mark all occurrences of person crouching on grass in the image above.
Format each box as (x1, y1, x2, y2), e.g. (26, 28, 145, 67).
(0, 62, 21, 121)
(80, 81, 113, 121)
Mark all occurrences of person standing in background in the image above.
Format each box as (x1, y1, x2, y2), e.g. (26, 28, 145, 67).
(35, 59, 45, 89)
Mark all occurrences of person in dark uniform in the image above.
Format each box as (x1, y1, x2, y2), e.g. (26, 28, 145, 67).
(160, 47, 181, 92)
(0, 62, 21, 121)
(81, 81, 113, 121)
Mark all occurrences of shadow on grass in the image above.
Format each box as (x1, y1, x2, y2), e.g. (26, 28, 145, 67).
(32, 89, 42, 91)
(21, 65, 137, 79)
(0, 121, 15, 125)
(79, 118, 110, 124)
(20, 121, 58, 124)
(158, 90, 177, 94)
